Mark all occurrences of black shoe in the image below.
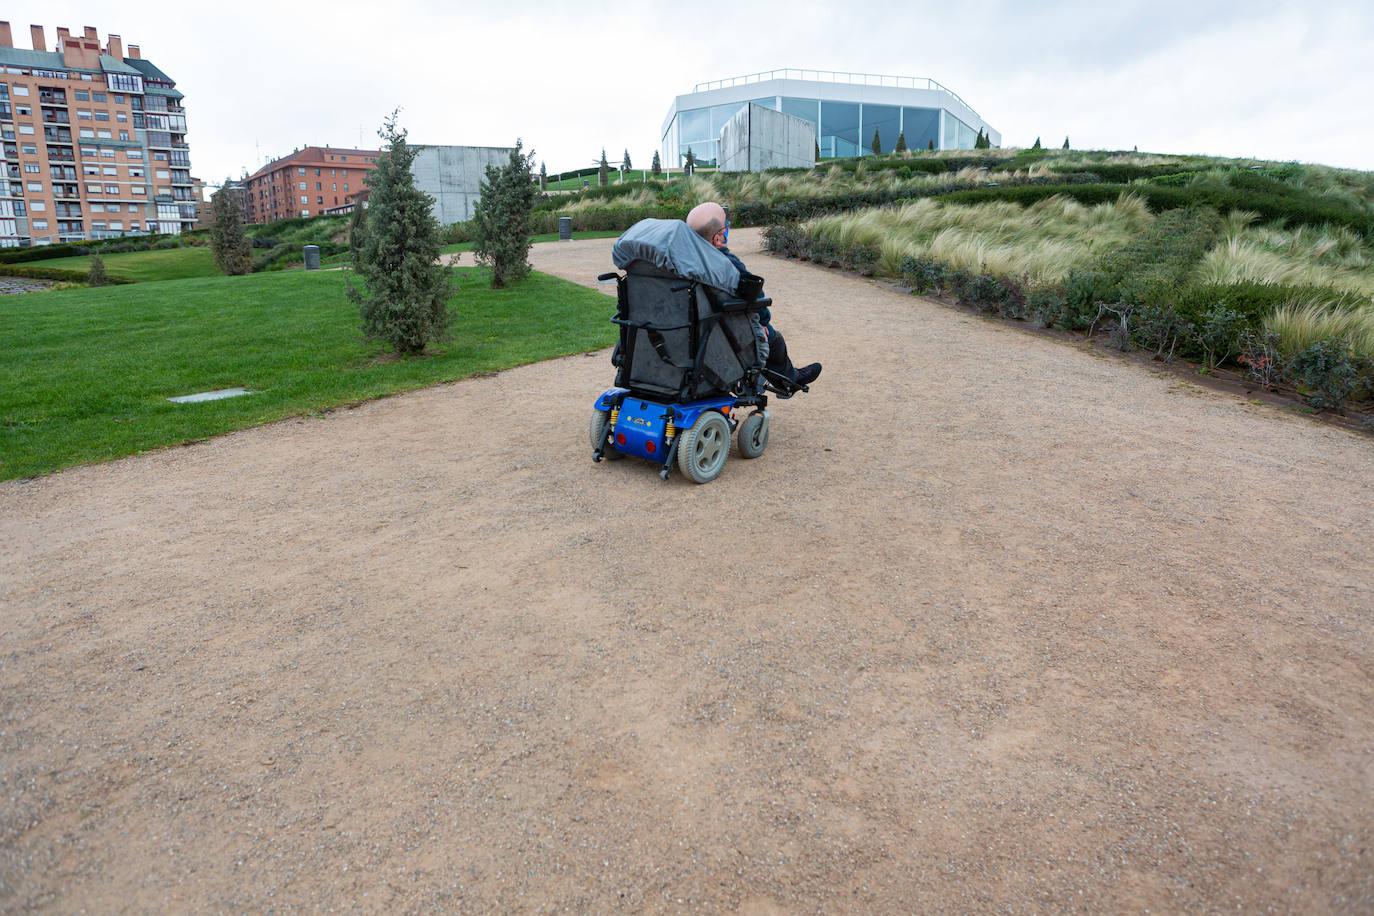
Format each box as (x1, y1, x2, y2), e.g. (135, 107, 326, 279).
(795, 363, 822, 386)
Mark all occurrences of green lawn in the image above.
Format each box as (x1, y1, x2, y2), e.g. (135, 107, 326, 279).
(0, 266, 617, 479)
(439, 230, 621, 255)
(27, 246, 218, 282)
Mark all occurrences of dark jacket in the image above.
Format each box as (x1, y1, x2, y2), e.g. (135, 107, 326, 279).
(720, 246, 771, 326)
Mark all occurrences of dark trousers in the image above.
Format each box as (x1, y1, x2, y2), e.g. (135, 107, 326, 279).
(764, 326, 797, 381)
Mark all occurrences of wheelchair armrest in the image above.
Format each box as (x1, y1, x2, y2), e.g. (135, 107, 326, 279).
(720, 295, 771, 313)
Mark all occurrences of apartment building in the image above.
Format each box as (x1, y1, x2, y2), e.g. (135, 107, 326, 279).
(0, 22, 195, 246)
(242, 146, 379, 224)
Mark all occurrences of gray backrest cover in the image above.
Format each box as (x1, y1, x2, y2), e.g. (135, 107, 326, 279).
(612, 219, 740, 294)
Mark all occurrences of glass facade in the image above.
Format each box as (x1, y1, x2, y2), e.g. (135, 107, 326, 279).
(666, 95, 982, 167)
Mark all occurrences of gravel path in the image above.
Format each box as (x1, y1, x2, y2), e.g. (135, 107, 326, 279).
(3, 230, 1372, 912)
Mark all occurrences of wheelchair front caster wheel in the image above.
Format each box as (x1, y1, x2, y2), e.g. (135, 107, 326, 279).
(737, 410, 769, 459)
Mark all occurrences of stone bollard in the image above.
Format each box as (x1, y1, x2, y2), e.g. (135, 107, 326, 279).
(558, 217, 572, 241)
(303, 245, 320, 270)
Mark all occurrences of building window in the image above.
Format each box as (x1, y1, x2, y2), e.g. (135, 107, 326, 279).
(12, 85, 28, 96)
(29, 200, 45, 211)
(299, 182, 305, 190)
(343, 183, 349, 191)
(32, 220, 47, 230)
(17, 124, 33, 135)
(297, 167, 305, 175)
(103, 166, 118, 176)
(80, 128, 95, 138)
(21, 144, 37, 154)
(93, 92, 106, 102)
(317, 196, 323, 204)
(23, 164, 38, 173)
(300, 196, 308, 204)
(26, 181, 41, 191)
(94, 111, 109, 121)
(118, 131, 129, 141)
(315, 182, 321, 190)
(78, 109, 93, 120)
(116, 112, 127, 122)
(314, 168, 320, 176)
(75, 90, 90, 101)
(126, 149, 142, 159)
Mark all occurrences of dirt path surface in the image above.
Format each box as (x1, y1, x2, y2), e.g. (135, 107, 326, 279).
(4, 230, 1373, 913)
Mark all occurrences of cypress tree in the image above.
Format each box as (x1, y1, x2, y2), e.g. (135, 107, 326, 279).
(871, 127, 882, 156)
(210, 178, 251, 276)
(684, 148, 696, 175)
(599, 149, 609, 186)
(895, 130, 907, 153)
(1031, 137, 1042, 151)
(1063, 136, 1070, 149)
(539, 161, 547, 191)
(651, 150, 661, 176)
(347, 196, 367, 261)
(86, 252, 110, 286)
(927, 139, 935, 150)
(473, 139, 539, 289)
(348, 110, 452, 355)
(621, 149, 632, 171)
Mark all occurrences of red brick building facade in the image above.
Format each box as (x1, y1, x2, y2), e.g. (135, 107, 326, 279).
(242, 146, 378, 224)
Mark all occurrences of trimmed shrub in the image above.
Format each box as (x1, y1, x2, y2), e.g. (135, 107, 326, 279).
(0, 264, 134, 284)
(1288, 338, 1365, 410)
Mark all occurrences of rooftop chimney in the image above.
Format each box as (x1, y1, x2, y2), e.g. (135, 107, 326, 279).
(128, 44, 140, 59)
(56, 27, 70, 47)
(107, 33, 123, 59)
(0, 22, 13, 48)
(30, 24, 45, 51)
(83, 26, 98, 41)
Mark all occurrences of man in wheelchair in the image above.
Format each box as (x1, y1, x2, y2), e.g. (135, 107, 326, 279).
(685, 202, 822, 388)
(590, 209, 816, 482)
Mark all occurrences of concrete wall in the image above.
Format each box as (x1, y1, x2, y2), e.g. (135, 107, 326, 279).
(411, 145, 516, 225)
(718, 104, 816, 173)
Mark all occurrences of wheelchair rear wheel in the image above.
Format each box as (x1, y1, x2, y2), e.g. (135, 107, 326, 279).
(676, 410, 730, 483)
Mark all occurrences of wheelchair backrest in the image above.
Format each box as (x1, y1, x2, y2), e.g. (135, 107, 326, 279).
(617, 260, 765, 401)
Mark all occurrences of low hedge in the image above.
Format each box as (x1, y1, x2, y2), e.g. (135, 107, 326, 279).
(0, 264, 135, 284)
(936, 182, 1373, 234)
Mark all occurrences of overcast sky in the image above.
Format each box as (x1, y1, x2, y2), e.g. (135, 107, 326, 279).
(10, 0, 1373, 186)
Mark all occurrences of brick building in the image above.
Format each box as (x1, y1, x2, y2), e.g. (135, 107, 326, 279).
(0, 22, 196, 246)
(242, 146, 379, 224)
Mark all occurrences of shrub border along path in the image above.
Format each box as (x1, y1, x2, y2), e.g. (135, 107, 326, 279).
(4, 231, 1372, 911)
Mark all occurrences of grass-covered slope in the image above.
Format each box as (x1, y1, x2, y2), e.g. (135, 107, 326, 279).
(0, 266, 616, 480)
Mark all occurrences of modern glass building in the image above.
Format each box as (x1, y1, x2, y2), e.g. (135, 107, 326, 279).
(662, 69, 1000, 168)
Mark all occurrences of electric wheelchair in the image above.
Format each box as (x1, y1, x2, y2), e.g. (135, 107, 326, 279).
(590, 219, 806, 484)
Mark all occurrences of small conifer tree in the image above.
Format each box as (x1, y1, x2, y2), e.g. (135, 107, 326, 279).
(87, 252, 110, 286)
(927, 139, 935, 150)
(539, 161, 547, 191)
(348, 110, 452, 355)
(814, 139, 820, 161)
(871, 127, 882, 156)
(1063, 136, 1070, 149)
(684, 148, 696, 175)
(210, 179, 251, 276)
(599, 149, 609, 186)
(347, 197, 367, 262)
(1031, 137, 1042, 151)
(895, 131, 907, 153)
(621, 149, 632, 171)
(651, 150, 661, 176)
(473, 139, 539, 289)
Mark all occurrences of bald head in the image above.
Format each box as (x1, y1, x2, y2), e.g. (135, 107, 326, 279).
(687, 201, 728, 247)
